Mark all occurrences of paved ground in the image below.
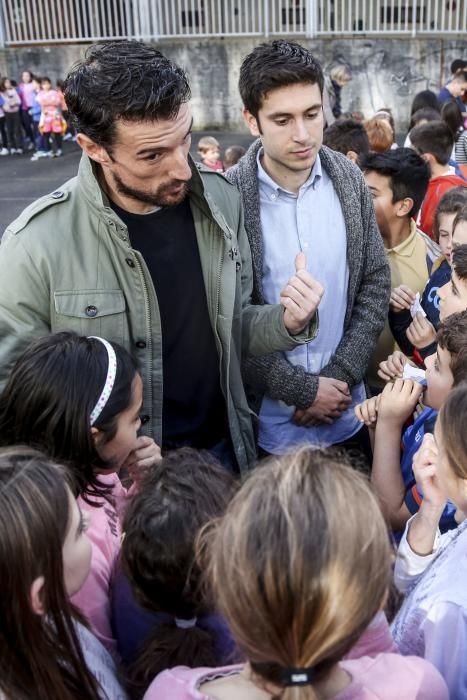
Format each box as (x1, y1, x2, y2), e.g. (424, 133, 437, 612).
(0, 131, 255, 228)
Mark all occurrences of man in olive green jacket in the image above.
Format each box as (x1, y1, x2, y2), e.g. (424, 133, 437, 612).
(0, 42, 322, 472)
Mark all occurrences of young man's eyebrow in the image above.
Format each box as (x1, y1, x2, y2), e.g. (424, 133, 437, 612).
(267, 104, 322, 119)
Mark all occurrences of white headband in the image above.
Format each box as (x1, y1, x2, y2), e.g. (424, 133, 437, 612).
(175, 617, 197, 629)
(88, 337, 117, 426)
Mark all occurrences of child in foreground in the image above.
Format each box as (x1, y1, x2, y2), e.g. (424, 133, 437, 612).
(0, 331, 160, 656)
(144, 448, 447, 699)
(115, 447, 238, 697)
(392, 384, 467, 698)
(0, 447, 127, 700)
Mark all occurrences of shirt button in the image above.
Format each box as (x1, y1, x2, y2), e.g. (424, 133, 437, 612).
(135, 340, 146, 349)
(85, 305, 98, 318)
(125, 257, 135, 268)
(270, 193, 277, 200)
(140, 414, 150, 425)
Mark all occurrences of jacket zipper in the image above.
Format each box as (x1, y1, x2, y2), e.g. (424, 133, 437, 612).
(134, 254, 153, 430)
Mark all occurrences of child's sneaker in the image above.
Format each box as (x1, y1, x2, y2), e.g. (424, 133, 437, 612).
(0, 147, 8, 156)
(63, 133, 72, 141)
(30, 151, 48, 161)
(16, 148, 23, 155)
(55, 149, 63, 157)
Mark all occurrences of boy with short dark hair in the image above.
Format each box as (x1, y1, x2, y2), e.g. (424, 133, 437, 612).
(362, 148, 439, 386)
(323, 118, 369, 165)
(410, 121, 466, 238)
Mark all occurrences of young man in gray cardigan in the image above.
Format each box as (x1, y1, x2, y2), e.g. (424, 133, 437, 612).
(226, 40, 390, 458)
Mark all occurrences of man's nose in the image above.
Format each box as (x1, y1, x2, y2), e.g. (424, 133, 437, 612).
(169, 146, 192, 181)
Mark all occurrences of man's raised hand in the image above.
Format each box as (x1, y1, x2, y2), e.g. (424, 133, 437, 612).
(280, 252, 324, 335)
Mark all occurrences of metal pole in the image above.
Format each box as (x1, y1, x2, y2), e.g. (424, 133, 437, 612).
(306, 0, 317, 37)
(0, 0, 6, 46)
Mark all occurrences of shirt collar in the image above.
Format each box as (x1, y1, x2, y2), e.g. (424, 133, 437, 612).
(256, 146, 322, 196)
(386, 219, 419, 256)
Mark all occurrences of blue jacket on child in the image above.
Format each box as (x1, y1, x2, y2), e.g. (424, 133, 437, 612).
(401, 406, 457, 534)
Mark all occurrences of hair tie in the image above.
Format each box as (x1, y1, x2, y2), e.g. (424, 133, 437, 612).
(282, 666, 316, 687)
(88, 337, 117, 426)
(174, 617, 197, 629)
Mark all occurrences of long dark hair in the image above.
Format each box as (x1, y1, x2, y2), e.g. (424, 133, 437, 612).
(121, 447, 237, 697)
(0, 446, 103, 700)
(441, 100, 464, 142)
(0, 331, 138, 504)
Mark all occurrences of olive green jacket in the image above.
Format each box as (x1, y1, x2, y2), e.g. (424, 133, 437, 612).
(0, 154, 317, 471)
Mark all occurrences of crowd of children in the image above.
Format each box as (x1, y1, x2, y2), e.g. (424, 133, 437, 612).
(2, 54, 467, 700)
(0, 70, 74, 159)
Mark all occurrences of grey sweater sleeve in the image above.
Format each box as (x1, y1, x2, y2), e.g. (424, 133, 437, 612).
(242, 169, 390, 409)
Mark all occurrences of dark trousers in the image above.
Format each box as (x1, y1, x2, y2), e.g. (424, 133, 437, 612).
(41, 132, 62, 152)
(4, 112, 22, 150)
(0, 116, 7, 149)
(20, 109, 34, 141)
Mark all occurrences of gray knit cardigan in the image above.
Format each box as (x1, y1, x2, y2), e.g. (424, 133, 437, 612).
(225, 139, 391, 408)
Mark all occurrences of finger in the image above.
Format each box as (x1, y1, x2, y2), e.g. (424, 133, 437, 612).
(285, 273, 325, 299)
(281, 293, 321, 320)
(135, 456, 157, 470)
(377, 365, 392, 382)
(295, 251, 306, 272)
(331, 379, 350, 394)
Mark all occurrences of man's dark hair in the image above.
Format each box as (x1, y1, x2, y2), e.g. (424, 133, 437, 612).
(410, 121, 454, 165)
(239, 40, 324, 118)
(63, 40, 191, 150)
(451, 59, 467, 75)
(323, 119, 369, 159)
(361, 147, 430, 218)
(453, 243, 467, 280)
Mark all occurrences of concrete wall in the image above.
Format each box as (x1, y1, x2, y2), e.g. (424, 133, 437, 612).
(1, 36, 466, 132)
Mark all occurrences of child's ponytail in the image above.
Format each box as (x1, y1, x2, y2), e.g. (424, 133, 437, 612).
(121, 447, 237, 696)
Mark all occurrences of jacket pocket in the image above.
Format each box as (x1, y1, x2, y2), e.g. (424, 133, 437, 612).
(53, 290, 126, 343)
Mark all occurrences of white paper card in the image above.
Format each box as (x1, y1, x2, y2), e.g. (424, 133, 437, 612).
(403, 364, 427, 385)
(410, 292, 427, 319)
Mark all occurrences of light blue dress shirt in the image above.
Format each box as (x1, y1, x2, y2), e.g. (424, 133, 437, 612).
(257, 148, 366, 452)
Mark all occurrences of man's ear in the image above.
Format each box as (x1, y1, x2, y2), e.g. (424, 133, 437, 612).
(242, 108, 261, 137)
(30, 576, 45, 615)
(76, 133, 112, 165)
(395, 197, 414, 218)
(345, 150, 359, 163)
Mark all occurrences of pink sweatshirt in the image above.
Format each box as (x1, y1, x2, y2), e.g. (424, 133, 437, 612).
(72, 472, 134, 659)
(144, 656, 448, 700)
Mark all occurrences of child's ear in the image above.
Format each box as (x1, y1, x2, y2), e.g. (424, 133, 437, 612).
(90, 426, 102, 446)
(30, 576, 45, 615)
(243, 108, 261, 137)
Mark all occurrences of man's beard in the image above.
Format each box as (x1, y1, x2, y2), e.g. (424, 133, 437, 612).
(112, 171, 190, 208)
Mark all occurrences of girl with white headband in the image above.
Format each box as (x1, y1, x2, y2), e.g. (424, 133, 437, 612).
(0, 331, 161, 659)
